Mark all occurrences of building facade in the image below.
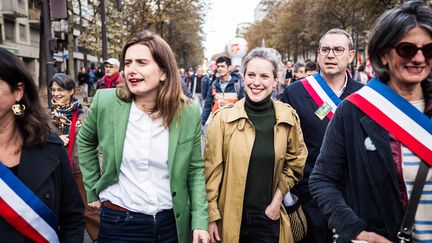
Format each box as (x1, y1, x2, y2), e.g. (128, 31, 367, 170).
(0, 0, 100, 87)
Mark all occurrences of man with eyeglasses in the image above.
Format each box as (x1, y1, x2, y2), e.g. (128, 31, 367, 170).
(96, 58, 124, 89)
(279, 28, 363, 243)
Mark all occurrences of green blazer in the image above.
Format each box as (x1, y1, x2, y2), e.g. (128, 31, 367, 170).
(77, 89, 208, 242)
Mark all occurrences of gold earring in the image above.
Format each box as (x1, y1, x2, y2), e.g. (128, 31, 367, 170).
(12, 103, 26, 116)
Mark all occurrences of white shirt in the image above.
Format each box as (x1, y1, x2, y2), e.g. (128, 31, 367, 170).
(100, 101, 172, 215)
(334, 74, 348, 98)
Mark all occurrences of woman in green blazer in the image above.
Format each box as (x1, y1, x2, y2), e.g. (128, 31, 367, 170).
(77, 30, 209, 243)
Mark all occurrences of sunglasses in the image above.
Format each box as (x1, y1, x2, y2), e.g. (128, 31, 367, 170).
(394, 42, 432, 59)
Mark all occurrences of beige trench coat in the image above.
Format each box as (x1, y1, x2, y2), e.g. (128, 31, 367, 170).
(205, 99, 307, 243)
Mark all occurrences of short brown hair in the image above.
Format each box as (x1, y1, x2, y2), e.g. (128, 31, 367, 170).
(117, 30, 188, 127)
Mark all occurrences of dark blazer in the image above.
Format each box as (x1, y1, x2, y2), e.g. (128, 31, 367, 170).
(309, 80, 432, 242)
(0, 133, 85, 243)
(279, 76, 363, 193)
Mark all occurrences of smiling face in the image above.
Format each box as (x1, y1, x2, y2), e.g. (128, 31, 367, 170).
(244, 58, 277, 102)
(50, 82, 74, 106)
(317, 33, 355, 78)
(123, 44, 166, 101)
(381, 26, 432, 87)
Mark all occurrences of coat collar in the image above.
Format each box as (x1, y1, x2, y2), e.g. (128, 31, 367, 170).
(226, 99, 294, 126)
(168, 109, 182, 175)
(113, 97, 132, 173)
(340, 77, 362, 100)
(18, 135, 63, 192)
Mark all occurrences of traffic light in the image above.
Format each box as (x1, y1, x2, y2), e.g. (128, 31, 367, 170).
(51, 0, 67, 20)
(49, 38, 67, 53)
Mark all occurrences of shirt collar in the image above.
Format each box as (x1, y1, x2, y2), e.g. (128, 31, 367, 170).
(130, 100, 149, 122)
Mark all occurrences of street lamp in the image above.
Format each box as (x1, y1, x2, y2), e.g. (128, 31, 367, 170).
(42, 0, 54, 107)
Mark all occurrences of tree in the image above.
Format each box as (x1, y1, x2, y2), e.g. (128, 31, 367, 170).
(242, 0, 395, 62)
(72, 0, 208, 69)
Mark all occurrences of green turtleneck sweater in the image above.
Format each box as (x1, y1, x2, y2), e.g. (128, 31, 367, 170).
(243, 94, 276, 213)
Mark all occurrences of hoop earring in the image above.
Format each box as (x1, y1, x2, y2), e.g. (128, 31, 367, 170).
(12, 103, 26, 116)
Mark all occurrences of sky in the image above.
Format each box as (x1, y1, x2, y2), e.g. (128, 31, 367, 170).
(203, 0, 262, 60)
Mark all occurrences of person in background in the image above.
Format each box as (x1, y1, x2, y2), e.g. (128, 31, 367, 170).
(310, 1, 432, 242)
(285, 60, 294, 84)
(86, 64, 98, 97)
(353, 63, 369, 84)
(0, 47, 84, 242)
(290, 61, 306, 84)
(49, 73, 100, 241)
(186, 67, 195, 91)
(201, 68, 215, 103)
(77, 30, 210, 243)
(95, 64, 104, 80)
(77, 66, 89, 102)
(191, 66, 207, 107)
(205, 47, 307, 243)
(305, 61, 318, 76)
(279, 28, 363, 243)
(97, 58, 124, 89)
(201, 56, 244, 126)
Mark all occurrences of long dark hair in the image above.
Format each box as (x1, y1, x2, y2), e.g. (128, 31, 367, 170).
(0, 47, 50, 147)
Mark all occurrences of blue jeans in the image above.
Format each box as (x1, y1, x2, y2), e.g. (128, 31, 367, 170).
(98, 207, 178, 243)
(239, 211, 280, 243)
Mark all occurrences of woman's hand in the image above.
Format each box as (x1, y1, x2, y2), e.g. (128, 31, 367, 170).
(265, 202, 281, 220)
(59, 134, 69, 146)
(265, 188, 283, 220)
(354, 231, 392, 243)
(193, 229, 210, 243)
(88, 200, 101, 209)
(209, 221, 221, 243)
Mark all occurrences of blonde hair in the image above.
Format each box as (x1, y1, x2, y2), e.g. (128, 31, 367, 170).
(117, 30, 188, 126)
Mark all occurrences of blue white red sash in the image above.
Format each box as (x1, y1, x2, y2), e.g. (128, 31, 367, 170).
(0, 163, 59, 243)
(347, 78, 432, 166)
(300, 73, 341, 120)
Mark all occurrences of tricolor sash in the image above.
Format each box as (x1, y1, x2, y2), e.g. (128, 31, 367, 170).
(0, 162, 59, 243)
(300, 73, 341, 120)
(346, 78, 432, 166)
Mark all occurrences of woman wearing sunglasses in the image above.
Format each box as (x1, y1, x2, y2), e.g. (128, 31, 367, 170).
(309, 1, 432, 242)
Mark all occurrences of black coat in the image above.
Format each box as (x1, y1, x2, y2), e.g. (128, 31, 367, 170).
(279, 76, 363, 194)
(0, 133, 85, 243)
(309, 80, 432, 242)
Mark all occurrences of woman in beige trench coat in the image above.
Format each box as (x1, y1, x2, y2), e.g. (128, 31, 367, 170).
(205, 47, 307, 243)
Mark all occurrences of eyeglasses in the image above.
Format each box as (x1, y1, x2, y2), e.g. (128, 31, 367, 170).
(49, 88, 66, 93)
(319, 46, 346, 56)
(394, 42, 432, 59)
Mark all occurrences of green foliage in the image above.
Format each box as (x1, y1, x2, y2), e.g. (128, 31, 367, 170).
(71, 0, 208, 67)
(243, 0, 395, 62)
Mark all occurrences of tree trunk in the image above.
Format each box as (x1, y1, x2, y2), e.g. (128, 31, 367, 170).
(39, 2, 47, 91)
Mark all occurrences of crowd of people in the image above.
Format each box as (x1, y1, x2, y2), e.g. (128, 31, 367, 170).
(0, 1, 431, 243)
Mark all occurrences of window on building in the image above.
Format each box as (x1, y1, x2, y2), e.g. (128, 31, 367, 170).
(4, 19, 15, 41)
(30, 27, 40, 46)
(19, 24, 28, 41)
